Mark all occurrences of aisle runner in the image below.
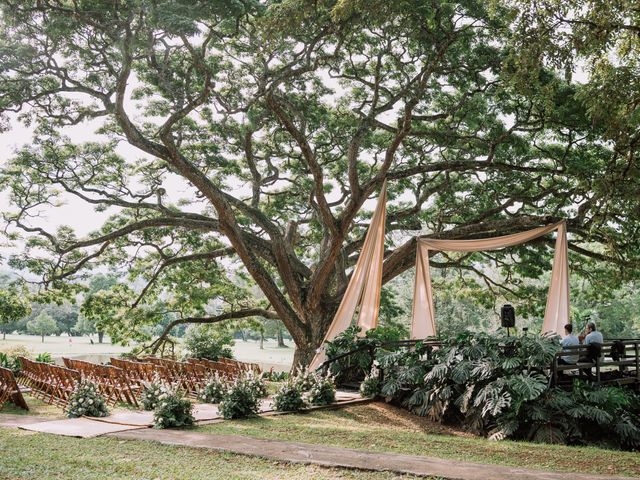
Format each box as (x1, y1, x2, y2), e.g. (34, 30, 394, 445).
(20, 418, 144, 438)
(18, 390, 366, 437)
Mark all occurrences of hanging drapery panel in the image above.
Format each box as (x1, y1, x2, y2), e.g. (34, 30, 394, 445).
(411, 220, 569, 339)
(308, 182, 387, 370)
(541, 221, 569, 335)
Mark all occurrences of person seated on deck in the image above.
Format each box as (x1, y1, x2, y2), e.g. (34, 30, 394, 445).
(578, 322, 604, 380)
(558, 323, 579, 367)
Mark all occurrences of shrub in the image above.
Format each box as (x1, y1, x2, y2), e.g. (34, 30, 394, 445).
(66, 381, 109, 418)
(273, 381, 306, 412)
(292, 367, 316, 391)
(245, 371, 268, 399)
(219, 376, 260, 419)
(324, 325, 406, 384)
(153, 385, 194, 429)
(360, 367, 382, 398)
(183, 324, 234, 361)
(140, 376, 165, 411)
(35, 352, 54, 363)
(290, 368, 336, 405)
(307, 374, 336, 406)
(263, 369, 289, 382)
(198, 373, 227, 404)
(0, 345, 32, 374)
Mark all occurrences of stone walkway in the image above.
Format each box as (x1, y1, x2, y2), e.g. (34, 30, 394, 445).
(110, 428, 631, 480)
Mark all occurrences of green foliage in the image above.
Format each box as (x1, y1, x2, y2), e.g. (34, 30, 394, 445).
(219, 374, 261, 419)
(3, 0, 640, 364)
(140, 377, 164, 411)
(66, 381, 109, 418)
(306, 374, 336, 406)
(273, 381, 306, 412)
(198, 373, 228, 404)
(0, 345, 31, 374)
(360, 367, 382, 398)
(367, 330, 640, 450)
(325, 325, 404, 384)
(34, 352, 53, 363)
(183, 324, 234, 361)
(0, 286, 31, 333)
(245, 372, 269, 399)
(153, 385, 195, 429)
(263, 370, 289, 382)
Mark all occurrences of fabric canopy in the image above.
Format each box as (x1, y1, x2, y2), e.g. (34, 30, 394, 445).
(411, 220, 569, 339)
(308, 181, 387, 370)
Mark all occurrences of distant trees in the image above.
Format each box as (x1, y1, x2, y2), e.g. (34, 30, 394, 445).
(27, 311, 58, 342)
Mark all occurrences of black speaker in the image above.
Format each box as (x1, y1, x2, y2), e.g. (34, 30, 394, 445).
(501, 304, 515, 328)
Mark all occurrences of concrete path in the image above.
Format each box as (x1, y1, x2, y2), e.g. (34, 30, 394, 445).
(110, 428, 632, 480)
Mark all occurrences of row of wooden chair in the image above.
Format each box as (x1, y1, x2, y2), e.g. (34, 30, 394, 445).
(18, 357, 79, 408)
(0, 366, 29, 411)
(62, 358, 140, 407)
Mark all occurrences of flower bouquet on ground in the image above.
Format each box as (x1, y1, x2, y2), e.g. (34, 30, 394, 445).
(153, 384, 194, 429)
(66, 381, 109, 418)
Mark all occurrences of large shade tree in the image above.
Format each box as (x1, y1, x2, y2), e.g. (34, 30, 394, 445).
(1, 1, 639, 365)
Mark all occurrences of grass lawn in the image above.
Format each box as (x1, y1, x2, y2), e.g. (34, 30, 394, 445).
(0, 394, 66, 418)
(0, 427, 430, 480)
(197, 402, 640, 477)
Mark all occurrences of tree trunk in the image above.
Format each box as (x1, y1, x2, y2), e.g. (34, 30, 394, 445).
(41, 333, 44, 343)
(260, 331, 264, 350)
(292, 344, 317, 371)
(277, 327, 286, 348)
(241, 329, 247, 342)
(98, 331, 104, 343)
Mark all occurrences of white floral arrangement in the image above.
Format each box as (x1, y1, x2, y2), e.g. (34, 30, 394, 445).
(66, 380, 109, 418)
(198, 372, 228, 403)
(140, 375, 165, 411)
(153, 384, 195, 429)
(305, 373, 336, 406)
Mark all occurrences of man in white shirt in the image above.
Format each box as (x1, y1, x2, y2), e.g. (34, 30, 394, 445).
(559, 323, 579, 365)
(580, 322, 604, 380)
(584, 322, 604, 346)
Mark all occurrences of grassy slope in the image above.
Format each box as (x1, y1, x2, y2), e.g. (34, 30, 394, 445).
(0, 428, 430, 480)
(197, 402, 640, 477)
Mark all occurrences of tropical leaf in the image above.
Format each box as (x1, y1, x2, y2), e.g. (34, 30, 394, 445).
(508, 373, 547, 401)
(531, 424, 566, 444)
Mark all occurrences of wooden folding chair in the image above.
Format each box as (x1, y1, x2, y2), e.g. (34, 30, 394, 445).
(0, 366, 29, 411)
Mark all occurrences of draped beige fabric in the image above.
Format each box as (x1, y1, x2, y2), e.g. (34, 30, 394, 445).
(411, 220, 569, 339)
(308, 182, 387, 370)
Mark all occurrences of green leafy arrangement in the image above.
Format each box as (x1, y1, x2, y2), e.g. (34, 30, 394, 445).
(219, 374, 261, 419)
(66, 381, 109, 418)
(245, 372, 268, 399)
(273, 380, 306, 412)
(0, 345, 31, 374)
(198, 373, 228, 404)
(325, 325, 403, 384)
(34, 352, 53, 363)
(153, 384, 195, 429)
(292, 368, 336, 406)
(140, 377, 164, 411)
(306, 374, 336, 406)
(360, 366, 382, 398)
(263, 370, 289, 382)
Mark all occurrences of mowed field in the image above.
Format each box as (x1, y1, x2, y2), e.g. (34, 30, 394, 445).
(0, 334, 294, 370)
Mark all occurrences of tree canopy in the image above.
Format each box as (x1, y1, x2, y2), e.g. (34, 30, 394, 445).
(0, 0, 638, 364)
